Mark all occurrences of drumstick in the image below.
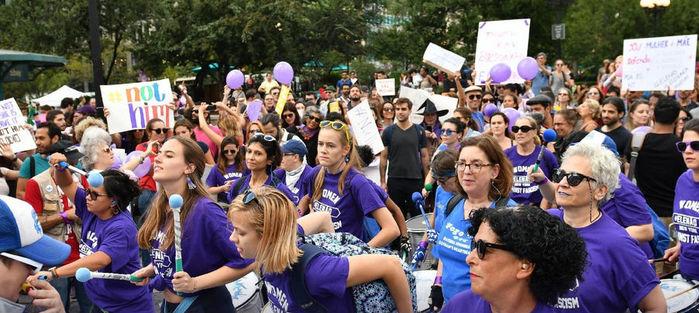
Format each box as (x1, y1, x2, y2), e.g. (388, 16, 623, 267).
(667, 282, 699, 300)
(649, 257, 668, 263)
(169, 194, 184, 273)
(50, 154, 88, 176)
(75, 267, 143, 282)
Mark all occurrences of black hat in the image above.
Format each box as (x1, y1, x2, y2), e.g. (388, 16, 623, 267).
(418, 99, 449, 117)
(527, 94, 552, 107)
(47, 140, 84, 165)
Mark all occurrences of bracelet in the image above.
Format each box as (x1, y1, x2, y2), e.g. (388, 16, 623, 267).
(533, 176, 549, 186)
(418, 240, 429, 249)
(434, 276, 442, 285)
(59, 211, 72, 224)
(50, 267, 60, 279)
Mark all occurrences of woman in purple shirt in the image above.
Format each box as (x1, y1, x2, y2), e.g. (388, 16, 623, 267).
(132, 136, 254, 313)
(229, 186, 413, 313)
(206, 136, 245, 203)
(441, 205, 587, 313)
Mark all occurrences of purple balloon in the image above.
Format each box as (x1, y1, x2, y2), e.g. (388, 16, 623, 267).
(489, 63, 512, 83)
(517, 57, 539, 80)
(126, 151, 152, 178)
(632, 126, 651, 135)
(226, 70, 244, 89)
(502, 108, 521, 131)
(483, 103, 498, 118)
(273, 62, 294, 85)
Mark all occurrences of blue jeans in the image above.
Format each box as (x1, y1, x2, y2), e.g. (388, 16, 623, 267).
(51, 276, 94, 313)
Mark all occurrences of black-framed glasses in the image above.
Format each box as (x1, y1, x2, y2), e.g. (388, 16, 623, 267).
(442, 129, 457, 137)
(482, 98, 495, 104)
(511, 125, 534, 133)
(552, 169, 597, 187)
(680, 117, 691, 122)
(473, 239, 512, 260)
(252, 133, 276, 142)
(455, 161, 492, 173)
(468, 94, 481, 100)
(152, 128, 170, 134)
(87, 189, 109, 201)
(676, 141, 699, 152)
(243, 189, 258, 205)
(223, 149, 237, 155)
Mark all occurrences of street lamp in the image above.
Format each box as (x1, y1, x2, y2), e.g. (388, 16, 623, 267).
(640, 0, 670, 36)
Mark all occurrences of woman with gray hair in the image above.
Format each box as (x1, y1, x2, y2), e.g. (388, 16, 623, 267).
(299, 106, 323, 167)
(530, 142, 666, 312)
(80, 126, 155, 179)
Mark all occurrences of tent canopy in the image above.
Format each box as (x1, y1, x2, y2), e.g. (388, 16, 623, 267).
(0, 49, 67, 99)
(32, 85, 88, 107)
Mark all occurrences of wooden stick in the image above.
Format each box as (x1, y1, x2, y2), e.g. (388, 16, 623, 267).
(667, 282, 699, 300)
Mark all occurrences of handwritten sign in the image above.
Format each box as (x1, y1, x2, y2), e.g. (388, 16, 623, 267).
(100, 79, 174, 134)
(0, 98, 37, 152)
(622, 34, 697, 91)
(422, 43, 466, 76)
(375, 79, 396, 96)
(346, 100, 384, 155)
(474, 18, 530, 85)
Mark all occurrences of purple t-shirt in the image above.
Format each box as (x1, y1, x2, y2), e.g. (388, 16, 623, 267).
(504, 145, 558, 205)
(601, 173, 653, 258)
(441, 290, 556, 313)
(226, 173, 297, 205)
(75, 188, 153, 312)
(548, 209, 659, 312)
(149, 197, 253, 296)
(673, 170, 699, 279)
(263, 253, 353, 312)
(302, 167, 385, 241)
(207, 164, 245, 202)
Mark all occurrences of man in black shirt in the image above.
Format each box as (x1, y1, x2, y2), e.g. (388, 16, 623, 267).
(598, 97, 632, 157)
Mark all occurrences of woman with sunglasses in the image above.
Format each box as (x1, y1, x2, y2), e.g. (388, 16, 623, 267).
(576, 99, 601, 133)
(585, 86, 602, 102)
(504, 116, 557, 206)
(229, 186, 413, 313)
(489, 112, 514, 151)
(429, 136, 515, 310)
(441, 205, 587, 313)
(555, 87, 573, 112)
(133, 136, 254, 312)
(675, 108, 693, 138)
(300, 106, 323, 167)
(664, 119, 699, 279)
(532, 142, 666, 312)
(298, 120, 399, 247)
(281, 103, 302, 132)
(379, 101, 395, 130)
(453, 107, 481, 138)
(207, 136, 246, 203)
(421, 118, 466, 195)
(135, 118, 170, 218)
(226, 133, 295, 205)
(38, 159, 153, 313)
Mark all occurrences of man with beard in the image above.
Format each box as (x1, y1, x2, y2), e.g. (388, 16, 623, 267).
(597, 97, 632, 157)
(345, 85, 363, 111)
(16, 123, 61, 200)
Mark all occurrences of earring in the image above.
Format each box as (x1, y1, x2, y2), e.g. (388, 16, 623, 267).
(186, 176, 196, 190)
(345, 155, 350, 163)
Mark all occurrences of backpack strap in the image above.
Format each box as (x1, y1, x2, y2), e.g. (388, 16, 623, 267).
(230, 174, 249, 200)
(290, 243, 330, 313)
(627, 132, 648, 181)
(444, 194, 464, 218)
(30, 155, 36, 178)
(494, 196, 510, 208)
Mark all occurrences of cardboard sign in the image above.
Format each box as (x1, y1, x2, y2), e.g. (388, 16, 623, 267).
(100, 79, 174, 134)
(399, 86, 430, 125)
(346, 100, 384, 155)
(375, 79, 396, 96)
(622, 34, 697, 91)
(474, 18, 531, 85)
(0, 98, 37, 152)
(422, 43, 466, 76)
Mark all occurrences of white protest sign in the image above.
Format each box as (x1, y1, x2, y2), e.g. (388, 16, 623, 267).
(399, 86, 429, 125)
(375, 79, 396, 96)
(347, 100, 384, 155)
(422, 43, 466, 76)
(100, 79, 174, 134)
(0, 98, 36, 152)
(622, 34, 697, 91)
(429, 94, 458, 124)
(474, 18, 531, 85)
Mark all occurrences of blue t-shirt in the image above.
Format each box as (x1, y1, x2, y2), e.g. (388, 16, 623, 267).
(149, 197, 253, 296)
(206, 164, 245, 202)
(19, 154, 50, 178)
(531, 66, 552, 95)
(504, 145, 558, 206)
(673, 170, 699, 279)
(432, 192, 516, 301)
(601, 173, 653, 258)
(226, 173, 296, 205)
(548, 209, 659, 312)
(75, 188, 153, 312)
(441, 290, 556, 313)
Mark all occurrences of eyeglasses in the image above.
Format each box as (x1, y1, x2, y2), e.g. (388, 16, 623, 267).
(242, 189, 259, 205)
(152, 128, 170, 134)
(455, 161, 492, 173)
(468, 94, 482, 100)
(473, 239, 512, 260)
(482, 98, 495, 104)
(552, 169, 597, 187)
(587, 92, 599, 96)
(223, 149, 237, 155)
(383, 107, 394, 112)
(558, 93, 569, 96)
(100, 146, 112, 153)
(511, 125, 534, 133)
(320, 120, 351, 143)
(283, 113, 295, 119)
(555, 63, 563, 66)
(249, 129, 261, 135)
(87, 189, 109, 201)
(307, 116, 320, 122)
(680, 117, 691, 122)
(252, 133, 276, 142)
(442, 129, 457, 136)
(676, 141, 699, 152)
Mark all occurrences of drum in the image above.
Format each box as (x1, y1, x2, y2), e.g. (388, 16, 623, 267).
(661, 279, 699, 313)
(407, 213, 435, 269)
(227, 272, 262, 313)
(413, 270, 437, 313)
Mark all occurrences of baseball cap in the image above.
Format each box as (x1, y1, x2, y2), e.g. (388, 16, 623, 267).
(579, 130, 619, 156)
(0, 196, 71, 267)
(281, 140, 308, 157)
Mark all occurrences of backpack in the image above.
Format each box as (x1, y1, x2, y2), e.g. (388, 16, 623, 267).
(627, 132, 647, 182)
(647, 205, 671, 259)
(290, 232, 417, 313)
(444, 194, 510, 218)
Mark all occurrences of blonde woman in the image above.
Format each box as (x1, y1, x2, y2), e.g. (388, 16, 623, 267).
(576, 99, 601, 132)
(625, 99, 652, 131)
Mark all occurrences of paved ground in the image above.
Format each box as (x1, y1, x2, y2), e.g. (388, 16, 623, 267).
(68, 291, 164, 312)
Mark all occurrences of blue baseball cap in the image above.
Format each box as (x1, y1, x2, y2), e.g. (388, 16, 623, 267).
(579, 130, 619, 156)
(0, 196, 71, 267)
(281, 140, 308, 157)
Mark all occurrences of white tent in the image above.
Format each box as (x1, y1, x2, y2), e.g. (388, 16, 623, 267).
(32, 85, 87, 107)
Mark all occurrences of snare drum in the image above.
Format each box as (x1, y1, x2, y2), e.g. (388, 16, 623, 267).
(661, 279, 699, 313)
(407, 213, 435, 269)
(413, 270, 437, 313)
(227, 272, 262, 313)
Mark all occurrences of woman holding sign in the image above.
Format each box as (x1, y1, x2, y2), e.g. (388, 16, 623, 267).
(135, 118, 170, 217)
(133, 136, 253, 313)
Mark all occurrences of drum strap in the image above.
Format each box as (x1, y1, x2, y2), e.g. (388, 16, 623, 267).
(289, 243, 329, 313)
(444, 195, 510, 218)
(172, 296, 199, 313)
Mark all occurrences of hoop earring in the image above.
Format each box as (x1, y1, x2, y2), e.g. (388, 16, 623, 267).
(490, 179, 502, 203)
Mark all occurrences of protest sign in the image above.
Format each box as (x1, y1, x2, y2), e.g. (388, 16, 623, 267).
(100, 79, 174, 134)
(275, 85, 290, 115)
(0, 98, 36, 152)
(422, 43, 466, 76)
(399, 86, 430, 125)
(622, 34, 697, 91)
(429, 94, 458, 124)
(474, 18, 530, 85)
(375, 79, 396, 96)
(346, 100, 384, 155)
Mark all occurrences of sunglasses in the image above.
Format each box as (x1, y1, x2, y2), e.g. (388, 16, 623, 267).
(87, 189, 109, 201)
(383, 107, 394, 112)
(243, 189, 259, 205)
(676, 141, 699, 152)
(100, 146, 112, 153)
(511, 125, 534, 133)
(468, 94, 482, 100)
(482, 98, 495, 103)
(558, 93, 569, 96)
(152, 128, 170, 134)
(442, 129, 457, 137)
(223, 149, 237, 155)
(320, 120, 351, 142)
(680, 117, 691, 122)
(307, 116, 320, 122)
(473, 239, 512, 260)
(252, 133, 276, 142)
(283, 113, 295, 119)
(552, 169, 597, 187)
